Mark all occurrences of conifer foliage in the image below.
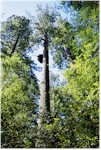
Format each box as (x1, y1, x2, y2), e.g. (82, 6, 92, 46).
(1, 1, 99, 148)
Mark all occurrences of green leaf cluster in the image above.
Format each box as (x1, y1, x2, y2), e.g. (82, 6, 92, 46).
(48, 1, 99, 148)
(1, 16, 39, 148)
(1, 1, 99, 148)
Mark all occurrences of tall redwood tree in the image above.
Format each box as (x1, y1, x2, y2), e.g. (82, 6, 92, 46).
(32, 5, 56, 127)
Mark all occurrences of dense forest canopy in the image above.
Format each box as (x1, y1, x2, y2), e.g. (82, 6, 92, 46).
(1, 1, 99, 148)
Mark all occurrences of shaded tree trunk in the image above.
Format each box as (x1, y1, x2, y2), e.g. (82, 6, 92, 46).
(10, 33, 20, 57)
(39, 32, 50, 127)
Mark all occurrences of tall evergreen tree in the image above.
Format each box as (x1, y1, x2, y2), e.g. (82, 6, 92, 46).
(1, 1, 99, 148)
(31, 5, 57, 147)
(32, 5, 56, 126)
(1, 15, 32, 57)
(1, 15, 39, 148)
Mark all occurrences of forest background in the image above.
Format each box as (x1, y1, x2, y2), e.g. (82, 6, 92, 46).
(0, 0, 100, 148)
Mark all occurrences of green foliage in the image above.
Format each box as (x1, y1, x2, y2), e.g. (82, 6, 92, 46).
(64, 50, 99, 147)
(1, 1, 99, 148)
(51, 18, 75, 68)
(1, 15, 32, 57)
(35, 117, 62, 148)
(1, 54, 39, 148)
(31, 5, 58, 48)
(51, 1, 99, 69)
(1, 16, 39, 148)
(48, 1, 99, 148)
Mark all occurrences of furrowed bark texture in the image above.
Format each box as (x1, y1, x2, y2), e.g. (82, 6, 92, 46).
(39, 32, 50, 126)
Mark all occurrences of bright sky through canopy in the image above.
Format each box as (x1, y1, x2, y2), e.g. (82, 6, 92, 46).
(1, 0, 63, 81)
(1, 0, 58, 21)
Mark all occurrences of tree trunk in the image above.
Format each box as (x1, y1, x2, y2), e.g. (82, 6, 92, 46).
(10, 33, 20, 57)
(39, 32, 50, 127)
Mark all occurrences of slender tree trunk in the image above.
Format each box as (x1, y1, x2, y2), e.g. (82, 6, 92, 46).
(39, 32, 50, 127)
(36, 32, 50, 148)
(10, 33, 20, 57)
